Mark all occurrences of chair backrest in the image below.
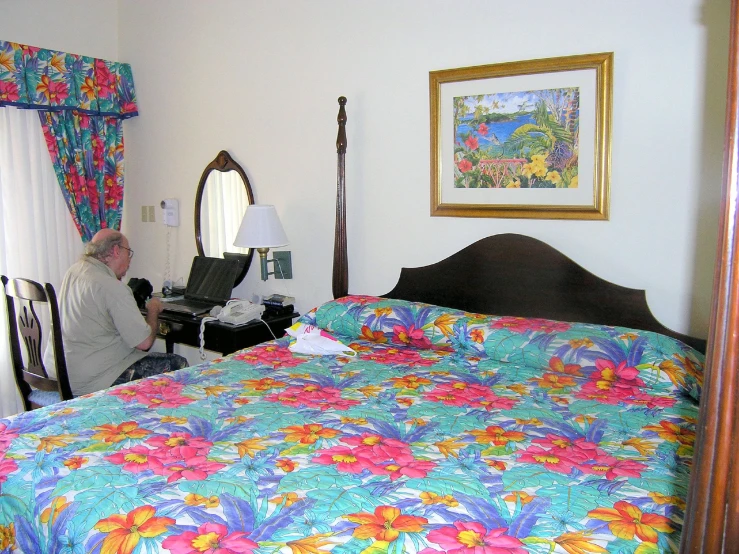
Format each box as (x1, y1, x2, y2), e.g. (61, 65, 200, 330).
(2, 275, 73, 411)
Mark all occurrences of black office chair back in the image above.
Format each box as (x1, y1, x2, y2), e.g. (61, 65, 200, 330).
(2, 275, 73, 411)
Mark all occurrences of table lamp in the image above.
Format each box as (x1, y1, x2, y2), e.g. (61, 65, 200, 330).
(233, 204, 289, 280)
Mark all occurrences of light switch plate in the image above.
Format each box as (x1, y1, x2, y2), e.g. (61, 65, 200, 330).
(272, 251, 292, 279)
(148, 205, 155, 222)
(141, 206, 148, 222)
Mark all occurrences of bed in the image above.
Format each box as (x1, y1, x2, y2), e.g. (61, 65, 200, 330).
(0, 100, 707, 554)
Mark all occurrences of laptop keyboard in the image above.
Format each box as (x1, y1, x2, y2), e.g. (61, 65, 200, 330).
(167, 298, 215, 309)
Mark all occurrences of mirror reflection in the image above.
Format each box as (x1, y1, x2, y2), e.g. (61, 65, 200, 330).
(200, 170, 249, 256)
(194, 151, 255, 286)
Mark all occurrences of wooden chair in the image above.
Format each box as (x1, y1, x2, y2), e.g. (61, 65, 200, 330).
(2, 275, 73, 410)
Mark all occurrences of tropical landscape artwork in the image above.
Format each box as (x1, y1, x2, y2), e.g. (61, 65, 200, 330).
(453, 88, 580, 190)
(430, 53, 611, 219)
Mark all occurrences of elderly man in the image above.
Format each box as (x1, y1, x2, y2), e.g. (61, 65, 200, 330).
(48, 228, 187, 396)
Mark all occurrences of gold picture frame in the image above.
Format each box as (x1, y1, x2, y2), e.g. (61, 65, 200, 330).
(430, 52, 613, 219)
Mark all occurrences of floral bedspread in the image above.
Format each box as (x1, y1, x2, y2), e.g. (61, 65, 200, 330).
(0, 296, 702, 553)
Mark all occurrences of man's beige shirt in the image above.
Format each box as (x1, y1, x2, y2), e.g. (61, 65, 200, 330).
(51, 257, 150, 395)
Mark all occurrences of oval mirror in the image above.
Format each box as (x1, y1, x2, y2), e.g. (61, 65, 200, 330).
(194, 151, 255, 286)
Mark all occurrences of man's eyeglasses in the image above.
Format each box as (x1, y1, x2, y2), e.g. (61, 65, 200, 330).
(120, 245, 134, 259)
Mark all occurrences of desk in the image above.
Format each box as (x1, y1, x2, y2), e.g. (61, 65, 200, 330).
(155, 310, 299, 356)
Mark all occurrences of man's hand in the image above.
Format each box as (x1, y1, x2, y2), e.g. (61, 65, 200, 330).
(137, 297, 164, 351)
(146, 297, 164, 316)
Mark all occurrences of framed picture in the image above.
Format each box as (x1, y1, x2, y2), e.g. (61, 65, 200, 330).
(430, 52, 613, 219)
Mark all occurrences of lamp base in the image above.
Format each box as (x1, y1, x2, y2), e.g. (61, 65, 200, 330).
(257, 247, 270, 281)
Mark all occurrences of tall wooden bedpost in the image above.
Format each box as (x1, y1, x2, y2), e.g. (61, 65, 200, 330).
(681, 0, 739, 550)
(333, 96, 348, 299)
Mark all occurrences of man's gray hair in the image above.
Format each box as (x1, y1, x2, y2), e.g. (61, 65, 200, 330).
(85, 231, 124, 261)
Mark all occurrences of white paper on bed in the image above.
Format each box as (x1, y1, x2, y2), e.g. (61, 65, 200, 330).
(286, 322, 356, 356)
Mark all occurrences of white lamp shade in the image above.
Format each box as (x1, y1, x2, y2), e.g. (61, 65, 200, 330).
(233, 204, 289, 248)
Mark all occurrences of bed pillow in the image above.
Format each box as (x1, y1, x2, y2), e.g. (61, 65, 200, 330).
(482, 316, 704, 401)
(313, 295, 488, 352)
(310, 296, 704, 400)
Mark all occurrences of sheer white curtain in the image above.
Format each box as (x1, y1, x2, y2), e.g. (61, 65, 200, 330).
(202, 171, 249, 256)
(0, 106, 83, 418)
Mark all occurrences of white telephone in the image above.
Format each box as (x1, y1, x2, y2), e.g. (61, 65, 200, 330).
(213, 300, 265, 325)
(199, 300, 267, 360)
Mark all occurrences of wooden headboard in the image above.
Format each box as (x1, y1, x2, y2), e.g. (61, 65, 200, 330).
(331, 97, 706, 353)
(384, 234, 706, 353)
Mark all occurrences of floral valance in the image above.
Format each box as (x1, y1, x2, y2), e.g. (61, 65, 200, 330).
(0, 40, 137, 119)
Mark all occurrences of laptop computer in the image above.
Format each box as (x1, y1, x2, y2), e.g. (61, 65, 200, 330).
(162, 256, 241, 316)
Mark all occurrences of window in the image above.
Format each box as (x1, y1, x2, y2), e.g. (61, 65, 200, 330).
(0, 106, 83, 417)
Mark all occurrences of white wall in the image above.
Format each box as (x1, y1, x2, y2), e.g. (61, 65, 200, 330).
(118, 0, 729, 338)
(0, 0, 118, 60)
(1, 0, 730, 339)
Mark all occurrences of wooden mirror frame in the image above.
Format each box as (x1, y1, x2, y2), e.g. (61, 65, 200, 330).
(194, 150, 255, 286)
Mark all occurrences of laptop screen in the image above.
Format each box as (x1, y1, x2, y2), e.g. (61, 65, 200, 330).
(185, 257, 241, 303)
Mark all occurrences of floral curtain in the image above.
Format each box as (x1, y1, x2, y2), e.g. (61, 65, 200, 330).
(0, 40, 138, 241)
(0, 40, 137, 117)
(39, 111, 125, 239)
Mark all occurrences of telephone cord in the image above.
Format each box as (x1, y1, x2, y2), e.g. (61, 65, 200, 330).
(199, 316, 218, 360)
(198, 313, 277, 361)
(272, 257, 294, 300)
(258, 317, 278, 341)
(164, 226, 172, 285)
